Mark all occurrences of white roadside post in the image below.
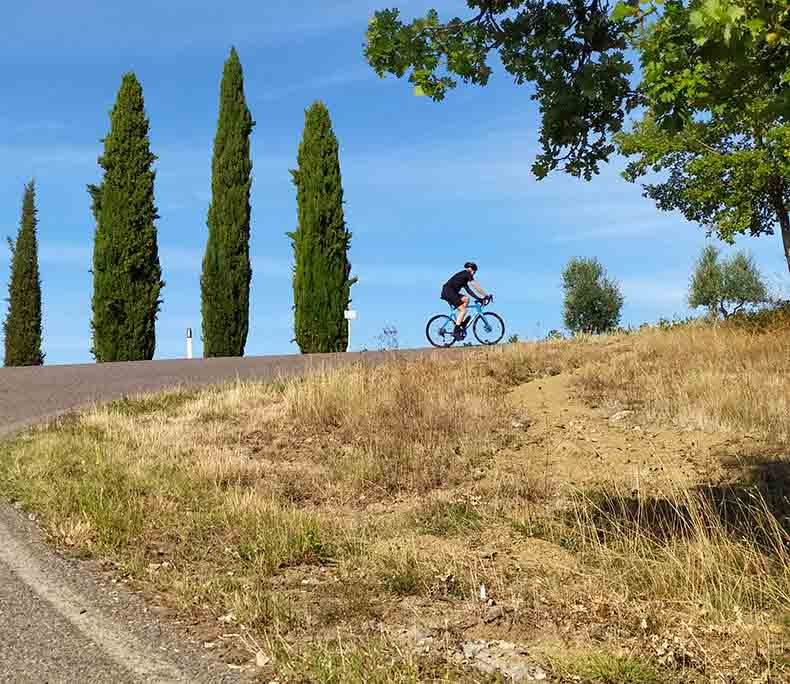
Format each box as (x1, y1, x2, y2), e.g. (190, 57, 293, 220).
(186, 328, 193, 359)
(344, 307, 357, 352)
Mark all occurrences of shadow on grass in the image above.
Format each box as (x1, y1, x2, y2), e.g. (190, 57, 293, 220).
(577, 448, 790, 557)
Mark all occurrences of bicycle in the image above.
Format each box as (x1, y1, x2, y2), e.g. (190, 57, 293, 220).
(425, 296, 506, 347)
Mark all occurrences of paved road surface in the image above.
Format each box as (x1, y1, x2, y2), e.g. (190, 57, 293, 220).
(0, 348, 458, 682)
(0, 501, 254, 683)
(0, 348, 453, 437)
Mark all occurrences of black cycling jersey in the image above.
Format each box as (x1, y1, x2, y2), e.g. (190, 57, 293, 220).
(444, 270, 474, 294)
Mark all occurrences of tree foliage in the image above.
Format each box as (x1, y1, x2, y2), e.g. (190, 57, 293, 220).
(201, 47, 255, 358)
(89, 73, 164, 362)
(288, 102, 356, 354)
(688, 244, 768, 318)
(617, 0, 790, 274)
(362, 0, 788, 177)
(562, 256, 623, 333)
(364, 1, 636, 179)
(4, 181, 44, 367)
(363, 1, 790, 271)
(621, 0, 790, 72)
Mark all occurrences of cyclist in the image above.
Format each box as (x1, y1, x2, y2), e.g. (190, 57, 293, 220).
(440, 262, 492, 339)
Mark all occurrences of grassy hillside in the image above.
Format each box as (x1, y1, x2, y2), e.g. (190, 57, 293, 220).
(2, 310, 788, 682)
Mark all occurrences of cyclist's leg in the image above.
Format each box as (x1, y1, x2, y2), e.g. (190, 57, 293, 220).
(456, 295, 469, 329)
(442, 286, 464, 328)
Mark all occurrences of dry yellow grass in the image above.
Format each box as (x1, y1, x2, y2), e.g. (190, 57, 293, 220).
(577, 323, 790, 441)
(278, 359, 505, 498)
(1, 325, 788, 682)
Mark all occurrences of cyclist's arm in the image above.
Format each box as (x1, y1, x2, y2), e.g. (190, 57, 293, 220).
(468, 280, 488, 299)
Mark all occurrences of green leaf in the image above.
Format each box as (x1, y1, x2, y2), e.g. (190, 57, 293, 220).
(611, 2, 638, 21)
(746, 18, 765, 33)
(727, 5, 745, 22)
(414, 85, 426, 96)
(689, 10, 706, 29)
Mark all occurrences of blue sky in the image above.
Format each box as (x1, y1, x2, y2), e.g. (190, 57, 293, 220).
(1, 0, 787, 364)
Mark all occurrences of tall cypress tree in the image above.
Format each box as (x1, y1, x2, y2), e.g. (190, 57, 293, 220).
(4, 181, 44, 367)
(288, 101, 356, 353)
(88, 72, 164, 362)
(201, 47, 255, 357)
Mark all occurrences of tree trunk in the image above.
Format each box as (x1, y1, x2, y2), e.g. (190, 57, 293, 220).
(779, 207, 790, 277)
(769, 181, 790, 276)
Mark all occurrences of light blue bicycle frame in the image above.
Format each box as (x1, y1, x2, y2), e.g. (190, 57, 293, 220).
(439, 299, 493, 336)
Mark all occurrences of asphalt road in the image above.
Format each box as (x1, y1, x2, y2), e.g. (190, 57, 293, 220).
(0, 347, 458, 682)
(0, 348, 453, 437)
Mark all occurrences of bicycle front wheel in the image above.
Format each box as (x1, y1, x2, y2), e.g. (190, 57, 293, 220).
(426, 315, 457, 348)
(473, 312, 505, 345)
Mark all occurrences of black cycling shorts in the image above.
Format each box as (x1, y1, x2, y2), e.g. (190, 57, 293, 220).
(440, 285, 464, 308)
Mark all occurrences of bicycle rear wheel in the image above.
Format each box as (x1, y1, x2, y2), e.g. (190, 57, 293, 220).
(426, 315, 457, 348)
(473, 312, 505, 345)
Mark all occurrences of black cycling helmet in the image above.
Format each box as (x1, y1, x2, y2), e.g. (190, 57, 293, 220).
(464, 261, 478, 273)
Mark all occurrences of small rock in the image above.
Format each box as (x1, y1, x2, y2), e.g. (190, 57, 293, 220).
(483, 605, 505, 623)
(609, 410, 634, 422)
(27, 512, 37, 521)
(458, 640, 545, 682)
(255, 651, 271, 668)
(203, 641, 217, 650)
(217, 613, 236, 624)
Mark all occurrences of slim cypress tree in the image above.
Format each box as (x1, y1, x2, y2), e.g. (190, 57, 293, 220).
(288, 101, 356, 353)
(88, 72, 164, 362)
(201, 47, 255, 357)
(4, 181, 44, 367)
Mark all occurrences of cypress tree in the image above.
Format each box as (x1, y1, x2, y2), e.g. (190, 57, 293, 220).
(3, 181, 44, 367)
(201, 47, 255, 357)
(88, 72, 164, 362)
(288, 101, 356, 353)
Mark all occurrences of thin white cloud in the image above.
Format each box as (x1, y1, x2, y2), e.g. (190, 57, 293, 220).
(551, 216, 683, 243)
(39, 245, 91, 266)
(258, 66, 376, 103)
(3, 0, 437, 56)
(0, 143, 98, 170)
(158, 246, 291, 278)
(338, 130, 641, 207)
(620, 277, 689, 308)
(22, 243, 290, 277)
(0, 120, 68, 134)
(352, 262, 560, 301)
